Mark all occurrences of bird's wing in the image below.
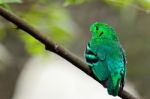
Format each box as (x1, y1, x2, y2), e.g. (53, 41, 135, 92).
(85, 43, 109, 81)
(97, 45, 106, 61)
(91, 44, 110, 81)
(103, 44, 126, 96)
(120, 47, 127, 89)
(121, 47, 127, 66)
(108, 46, 127, 95)
(84, 43, 98, 66)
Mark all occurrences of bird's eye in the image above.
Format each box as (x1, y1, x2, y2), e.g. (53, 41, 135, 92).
(96, 26, 99, 31)
(99, 31, 103, 37)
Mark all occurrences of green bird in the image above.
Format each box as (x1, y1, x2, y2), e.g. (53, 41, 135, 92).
(84, 22, 126, 96)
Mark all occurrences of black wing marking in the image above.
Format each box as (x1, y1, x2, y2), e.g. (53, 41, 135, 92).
(85, 43, 98, 64)
(120, 47, 127, 89)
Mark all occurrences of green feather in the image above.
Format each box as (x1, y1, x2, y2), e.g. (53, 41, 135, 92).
(84, 22, 127, 96)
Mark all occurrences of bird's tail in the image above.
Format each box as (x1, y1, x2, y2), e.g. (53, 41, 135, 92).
(107, 72, 123, 96)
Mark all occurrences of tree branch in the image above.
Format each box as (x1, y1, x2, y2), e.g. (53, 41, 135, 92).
(0, 7, 138, 99)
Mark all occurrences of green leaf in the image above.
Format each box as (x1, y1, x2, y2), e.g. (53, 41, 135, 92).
(105, 0, 134, 8)
(0, 0, 22, 8)
(138, 0, 150, 10)
(19, 33, 45, 55)
(64, 0, 89, 6)
(0, 0, 22, 4)
(17, 3, 75, 55)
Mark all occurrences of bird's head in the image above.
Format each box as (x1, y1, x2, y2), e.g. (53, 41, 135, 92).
(90, 22, 118, 41)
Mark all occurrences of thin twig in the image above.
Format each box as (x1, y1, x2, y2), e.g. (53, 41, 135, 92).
(0, 7, 138, 99)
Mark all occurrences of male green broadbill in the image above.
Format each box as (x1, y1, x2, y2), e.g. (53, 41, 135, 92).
(84, 22, 127, 96)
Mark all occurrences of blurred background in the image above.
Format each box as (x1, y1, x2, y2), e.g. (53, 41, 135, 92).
(0, 0, 150, 99)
